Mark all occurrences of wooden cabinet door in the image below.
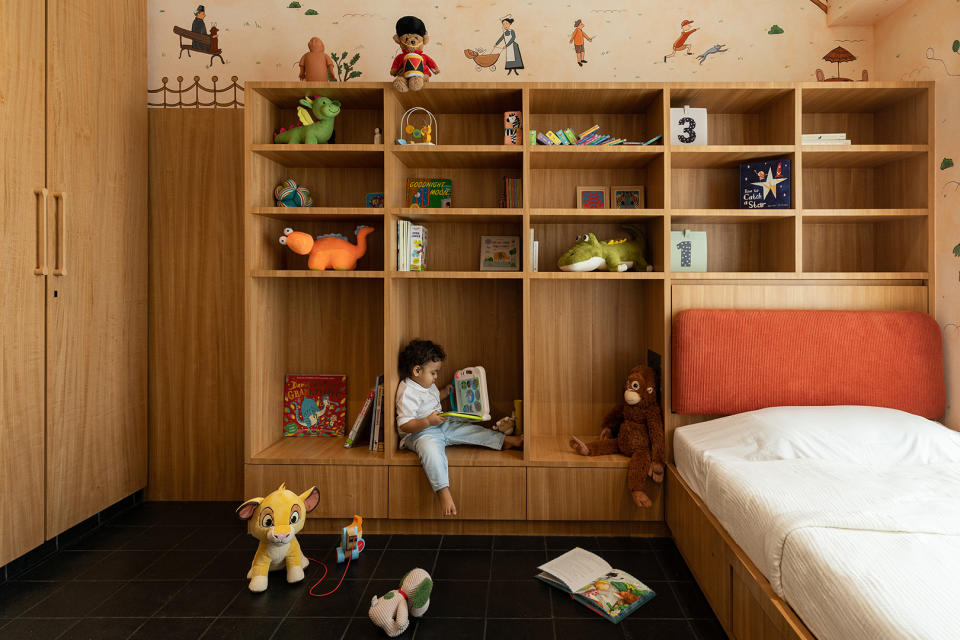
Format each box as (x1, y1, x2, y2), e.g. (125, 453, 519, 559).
(44, 0, 147, 537)
(0, 0, 47, 565)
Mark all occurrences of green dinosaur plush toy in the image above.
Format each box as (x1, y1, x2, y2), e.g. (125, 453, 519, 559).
(557, 225, 651, 272)
(273, 95, 339, 144)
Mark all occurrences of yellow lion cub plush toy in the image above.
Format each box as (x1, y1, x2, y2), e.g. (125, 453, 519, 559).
(236, 483, 320, 592)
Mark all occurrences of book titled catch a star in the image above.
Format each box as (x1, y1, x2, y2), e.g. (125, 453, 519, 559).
(740, 159, 791, 209)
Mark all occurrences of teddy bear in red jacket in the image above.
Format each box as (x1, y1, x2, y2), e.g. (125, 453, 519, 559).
(569, 365, 665, 508)
(390, 16, 439, 92)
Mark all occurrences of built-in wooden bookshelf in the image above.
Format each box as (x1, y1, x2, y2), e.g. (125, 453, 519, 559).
(244, 81, 933, 534)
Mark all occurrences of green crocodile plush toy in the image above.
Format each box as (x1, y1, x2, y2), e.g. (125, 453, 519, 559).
(557, 226, 650, 272)
(273, 95, 339, 144)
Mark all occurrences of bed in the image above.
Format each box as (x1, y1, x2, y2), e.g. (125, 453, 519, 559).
(667, 309, 955, 640)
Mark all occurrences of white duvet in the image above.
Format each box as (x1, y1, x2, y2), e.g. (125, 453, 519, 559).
(675, 406, 960, 640)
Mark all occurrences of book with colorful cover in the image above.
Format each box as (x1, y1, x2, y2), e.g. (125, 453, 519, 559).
(410, 224, 428, 271)
(480, 235, 520, 271)
(283, 375, 347, 437)
(369, 374, 385, 451)
(406, 178, 452, 208)
(535, 548, 655, 624)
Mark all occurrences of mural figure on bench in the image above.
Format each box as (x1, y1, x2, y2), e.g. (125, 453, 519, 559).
(191, 5, 209, 51)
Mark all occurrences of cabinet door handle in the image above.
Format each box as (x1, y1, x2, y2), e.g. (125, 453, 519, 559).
(34, 188, 48, 275)
(53, 192, 66, 276)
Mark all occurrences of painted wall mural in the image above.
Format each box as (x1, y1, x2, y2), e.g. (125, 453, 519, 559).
(876, 0, 960, 427)
(148, 0, 875, 85)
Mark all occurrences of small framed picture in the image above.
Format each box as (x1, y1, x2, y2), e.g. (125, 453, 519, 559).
(611, 186, 645, 210)
(365, 192, 384, 208)
(577, 186, 608, 209)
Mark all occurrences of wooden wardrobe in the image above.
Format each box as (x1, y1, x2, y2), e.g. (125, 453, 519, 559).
(0, 0, 147, 566)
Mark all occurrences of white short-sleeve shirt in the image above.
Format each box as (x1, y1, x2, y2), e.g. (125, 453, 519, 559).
(395, 377, 442, 445)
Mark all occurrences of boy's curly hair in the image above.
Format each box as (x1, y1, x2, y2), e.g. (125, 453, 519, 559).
(399, 339, 446, 376)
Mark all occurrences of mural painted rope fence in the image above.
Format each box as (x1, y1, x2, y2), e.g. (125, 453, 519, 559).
(148, 75, 244, 108)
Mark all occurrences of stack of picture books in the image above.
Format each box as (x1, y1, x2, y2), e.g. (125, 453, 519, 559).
(343, 374, 385, 450)
(397, 220, 428, 271)
(503, 177, 522, 208)
(802, 132, 851, 145)
(282, 374, 347, 437)
(532, 124, 662, 147)
(528, 228, 539, 272)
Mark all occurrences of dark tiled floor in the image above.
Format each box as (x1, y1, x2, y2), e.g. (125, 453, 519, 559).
(0, 502, 727, 640)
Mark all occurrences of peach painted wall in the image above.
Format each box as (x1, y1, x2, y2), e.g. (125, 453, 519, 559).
(148, 1, 873, 85)
(877, 0, 960, 427)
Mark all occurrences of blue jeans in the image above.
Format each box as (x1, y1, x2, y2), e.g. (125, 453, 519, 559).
(402, 420, 505, 492)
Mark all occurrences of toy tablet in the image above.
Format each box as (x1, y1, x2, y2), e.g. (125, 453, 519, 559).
(439, 411, 484, 421)
(447, 366, 491, 421)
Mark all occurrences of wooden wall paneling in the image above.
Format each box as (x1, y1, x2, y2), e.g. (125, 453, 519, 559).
(876, 155, 928, 209)
(148, 108, 244, 500)
(527, 468, 661, 521)
(530, 167, 659, 209)
(927, 84, 935, 316)
(45, 0, 148, 536)
(246, 464, 388, 518)
(874, 91, 928, 145)
(389, 466, 525, 520)
(521, 87, 532, 463)
(0, 0, 47, 565)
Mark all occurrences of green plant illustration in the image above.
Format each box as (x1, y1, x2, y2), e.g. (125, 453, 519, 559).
(331, 50, 363, 81)
(942, 157, 955, 170)
(288, 1, 301, 6)
(768, 25, 784, 35)
(305, 9, 318, 15)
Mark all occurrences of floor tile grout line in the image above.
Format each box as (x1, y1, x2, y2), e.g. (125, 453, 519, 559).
(50, 616, 82, 640)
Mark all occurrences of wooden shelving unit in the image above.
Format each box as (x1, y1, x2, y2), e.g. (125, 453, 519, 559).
(244, 81, 933, 534)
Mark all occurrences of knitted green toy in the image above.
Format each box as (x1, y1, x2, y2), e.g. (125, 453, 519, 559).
(368, 567, 433, 637)
(557, 225, 651, 273)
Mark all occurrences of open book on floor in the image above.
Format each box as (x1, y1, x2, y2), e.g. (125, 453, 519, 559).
(535, 548, 655, 623)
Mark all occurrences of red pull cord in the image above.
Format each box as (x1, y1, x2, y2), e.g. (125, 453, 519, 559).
(305, 538, 364, 597)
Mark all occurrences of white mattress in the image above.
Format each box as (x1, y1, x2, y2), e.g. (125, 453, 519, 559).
(674, 406, 960, 640)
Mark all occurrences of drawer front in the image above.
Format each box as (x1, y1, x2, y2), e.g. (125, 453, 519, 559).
(527, 467, 662, 521)
(389, 466, 526, 520)
(245, 464, 388, 518)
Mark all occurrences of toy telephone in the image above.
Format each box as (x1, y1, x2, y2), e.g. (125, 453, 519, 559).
(440, 366, 491, 421)
(336, 515, 365, 563)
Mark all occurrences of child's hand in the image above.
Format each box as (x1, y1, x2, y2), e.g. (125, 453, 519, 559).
(427, 412, 445, 426)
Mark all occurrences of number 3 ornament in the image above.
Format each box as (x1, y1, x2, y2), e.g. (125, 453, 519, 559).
(669, 105, 708, 146)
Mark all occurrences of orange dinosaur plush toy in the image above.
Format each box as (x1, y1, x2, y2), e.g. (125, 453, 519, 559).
(279, 225, 374, 270)
(569, 365, 665, 507)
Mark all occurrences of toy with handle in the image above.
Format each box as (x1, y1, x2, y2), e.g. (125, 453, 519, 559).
(336, 515, 365, 563)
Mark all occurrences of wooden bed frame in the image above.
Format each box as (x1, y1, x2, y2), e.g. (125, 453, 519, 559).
(665, 308, 945, 640)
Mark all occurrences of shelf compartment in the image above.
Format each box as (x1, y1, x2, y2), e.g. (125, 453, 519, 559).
(530, 154, 665, 209)
(249, 437, 385, 465)
(530, 209, 665, 223)
(528, 87, 664, 146)
(392, 277, 523, 431)
(389, 467, 526, 520)
(251, 144, 384, 168)
(389, 86, 523, 146)
(249, 153, 382, 208)
(801, 209, 927, 222)
(668, 88, 795, 145)
(528, 272, 664, 280)
(252, 207, 386, 221)
(669, 217, 795, 273)
(530, 147, 663, 170)
(802, 153, 927, 209)
(802, 215, 927, 273)
(391, 145, 522, 169)
(392, 271, 523, 279)
(528, 435, 628, 467)
(671, 146, 794, 168)
(250, 215, 384, 272)
(801, 145, 927, 168)
(801, 86, 928, 145)
(252, 270, 385, 278)
(671, 152, 795, 209)
(528, 279, 664, 441)
(246, 277, 384, 459)
(248, 83, 384, 145)
(531, 217, 665, 274)
(392, 218, 521, 272)
(390, 167, 522, 209)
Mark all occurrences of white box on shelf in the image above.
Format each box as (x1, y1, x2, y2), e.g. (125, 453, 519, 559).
(670, 229, 707, 272)
(669, 106, 708, 146)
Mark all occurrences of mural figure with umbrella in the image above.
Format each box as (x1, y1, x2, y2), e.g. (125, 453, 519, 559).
(815, 46, 868, 82)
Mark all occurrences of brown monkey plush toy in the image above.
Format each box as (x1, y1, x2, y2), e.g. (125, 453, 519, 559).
(569, 365, 665, 507)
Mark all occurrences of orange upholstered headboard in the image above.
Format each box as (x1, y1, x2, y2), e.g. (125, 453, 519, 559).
(672, 309, 945, 420)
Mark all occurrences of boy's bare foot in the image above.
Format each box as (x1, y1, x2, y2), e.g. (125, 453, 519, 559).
(502, 434, 524, 450)
(569, 435, 590, 456)
(437, 487, 457, 516)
